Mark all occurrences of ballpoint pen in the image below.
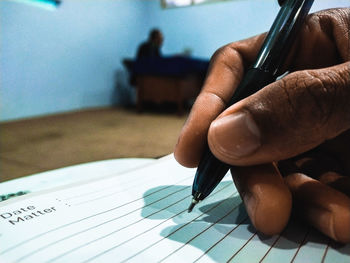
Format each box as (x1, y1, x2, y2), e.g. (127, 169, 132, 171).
(188, 0, 314, 212)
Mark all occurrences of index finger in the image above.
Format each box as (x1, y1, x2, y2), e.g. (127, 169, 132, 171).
(174, 33, 267, 168)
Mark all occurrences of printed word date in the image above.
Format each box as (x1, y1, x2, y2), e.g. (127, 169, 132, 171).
(1, 206, 56, 225)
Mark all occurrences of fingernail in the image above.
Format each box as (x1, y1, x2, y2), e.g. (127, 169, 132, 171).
(210, 112, 261, 158)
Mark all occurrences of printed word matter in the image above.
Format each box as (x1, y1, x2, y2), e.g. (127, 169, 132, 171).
(1, 205, 57, 226)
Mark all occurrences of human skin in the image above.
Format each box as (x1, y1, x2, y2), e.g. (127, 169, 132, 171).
(174, 8, 350, 243)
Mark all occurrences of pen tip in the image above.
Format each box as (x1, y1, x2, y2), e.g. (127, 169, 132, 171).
(187, 197, 199, 213)
(187, 202, 196, 213)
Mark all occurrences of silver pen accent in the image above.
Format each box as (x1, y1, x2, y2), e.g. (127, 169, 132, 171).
(187, 192, 201, 213)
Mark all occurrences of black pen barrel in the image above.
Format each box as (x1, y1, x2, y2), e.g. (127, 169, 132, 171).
(192, 68, 275, 200)
(254, 0, 314, 75)
(192, 148, 230, 200)
(191, 0, 314, 204)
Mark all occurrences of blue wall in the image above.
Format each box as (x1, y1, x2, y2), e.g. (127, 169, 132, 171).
(149, 0, 280, 58)
(1, 0, 349, 121)
(146, 0, 350, 58)
(1, 0, 149, 121)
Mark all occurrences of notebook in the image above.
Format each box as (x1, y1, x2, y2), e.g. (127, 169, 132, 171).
(0, 154, 349, 263)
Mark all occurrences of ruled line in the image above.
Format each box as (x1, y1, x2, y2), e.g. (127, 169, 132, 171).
(157, 195, 241, 263)
(0, 176, 192, 256)
(59, 159, 163, 200)
(62, 176, 154, 201)
(71, 175, 192, 206)
(227, 231, 258, 262)
(47, 198, 192, 263)
(290, 228, 310, 263)
(321, 238, 331, 263)
(78, 184, 233, 263)
(63, 170, 178, 202)
(82, 207, 189, 263)
(259, 230, 285, 262)
(121, 191, 238, 263)
(15, 186, 191, 263)
(193, 215, 249, 262)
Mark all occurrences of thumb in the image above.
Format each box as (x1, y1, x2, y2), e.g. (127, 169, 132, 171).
(208, 62, 350, 166)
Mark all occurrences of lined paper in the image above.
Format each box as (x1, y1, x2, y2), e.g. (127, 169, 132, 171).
(0, 154, 349, 263)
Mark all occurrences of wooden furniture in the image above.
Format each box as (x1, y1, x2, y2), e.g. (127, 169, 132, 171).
(123, 58, 206, 115)
(136, 74, 202, 115)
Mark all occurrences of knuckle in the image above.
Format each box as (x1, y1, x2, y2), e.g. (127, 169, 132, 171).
(302, 71, 333, 126)
(270, 71, 329, 135)
(279, 67, 350, 136)
(210, 44, 243, 74)
(210, 45, 232, 63)
(305, 8, 350, 61)
(290, 71, 334, 129)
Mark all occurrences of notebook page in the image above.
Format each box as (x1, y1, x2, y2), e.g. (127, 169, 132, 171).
(0, 154, 349, 263)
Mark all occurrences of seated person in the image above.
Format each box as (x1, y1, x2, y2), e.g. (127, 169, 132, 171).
(133, 29, 208, 78)
(136, 29, 164, 59)
(130, 29, 209, 114)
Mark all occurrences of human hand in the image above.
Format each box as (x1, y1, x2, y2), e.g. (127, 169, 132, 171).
(174, 8, 350, 243)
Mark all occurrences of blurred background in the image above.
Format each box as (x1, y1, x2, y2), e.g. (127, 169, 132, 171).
(1, 0, 349, 181)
